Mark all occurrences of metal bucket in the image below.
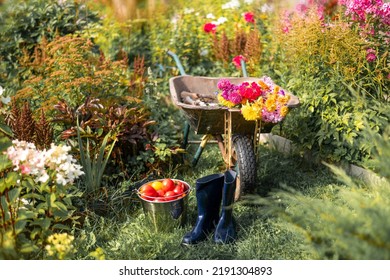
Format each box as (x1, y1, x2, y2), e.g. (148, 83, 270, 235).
(137, 179, 191, 232)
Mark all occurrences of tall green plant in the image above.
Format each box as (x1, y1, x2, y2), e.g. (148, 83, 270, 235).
(76, 121, 117, 194)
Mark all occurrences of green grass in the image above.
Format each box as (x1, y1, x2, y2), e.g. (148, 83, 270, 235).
(73, 144, 346, 260)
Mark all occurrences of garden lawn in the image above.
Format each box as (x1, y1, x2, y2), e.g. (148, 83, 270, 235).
(74, 145, 344, 260)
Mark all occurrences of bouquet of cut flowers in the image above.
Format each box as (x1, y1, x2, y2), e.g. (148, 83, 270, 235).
(216, 76, 291, 123)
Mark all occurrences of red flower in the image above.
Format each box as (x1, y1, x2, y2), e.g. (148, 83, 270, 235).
(239, 82, 262, 101)
(203, 22, 217, 33)
(232, 55, 247, 69)
(243, 12, 255, 23)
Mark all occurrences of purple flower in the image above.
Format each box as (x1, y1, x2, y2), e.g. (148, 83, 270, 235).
(217, 79, 233, 90)
(228, 90, 243, 105)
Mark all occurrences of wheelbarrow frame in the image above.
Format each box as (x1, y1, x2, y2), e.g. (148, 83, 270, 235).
(167, 51, 299, 200)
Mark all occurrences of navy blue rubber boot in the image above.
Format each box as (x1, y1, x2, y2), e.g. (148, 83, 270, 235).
(181, 173, 224, 245)
(213, 170, 237, 244)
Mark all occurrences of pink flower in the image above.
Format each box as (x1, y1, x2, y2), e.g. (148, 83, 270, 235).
(366, 48, 377, 62)
(243, 12, 255, 23)
(203, 22, 217, 33)
(217, 78, 233, 90)
(342, 0, 383, 22)
(20, 164, 31, 175)
(281, 10, 292, 33)
(295, 3, 309, 16)
(228, 90, 243, 105)
(378, 3, 390, 25)
(232, 55, 247, 69)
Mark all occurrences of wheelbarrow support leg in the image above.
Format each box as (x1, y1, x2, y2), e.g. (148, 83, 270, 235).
(182, 121, 190, 149)
(192, 134, 213, 167)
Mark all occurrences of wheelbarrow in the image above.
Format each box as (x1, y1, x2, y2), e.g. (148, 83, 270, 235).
(167, 51, 300, 200)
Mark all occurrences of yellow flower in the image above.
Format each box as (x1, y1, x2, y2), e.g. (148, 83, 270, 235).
(258, 80, 270, 90)
(273, 86, 280, 94)
(265, 94, 277, 112)
(277, 95, 290, 105)
(45, 233, 75, 260)
(252, 97, 263, 109)
(217, 93, 235, 108)
(280, 106, 289, 117)
(241, 103, 261, 121)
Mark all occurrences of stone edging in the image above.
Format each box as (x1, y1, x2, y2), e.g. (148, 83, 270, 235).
(259, 133, 382, 184)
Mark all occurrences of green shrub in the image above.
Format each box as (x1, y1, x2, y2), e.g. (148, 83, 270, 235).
(0, 0, 99, 85)
(271, 4, 390, 165)
(259, 124, 390, 260)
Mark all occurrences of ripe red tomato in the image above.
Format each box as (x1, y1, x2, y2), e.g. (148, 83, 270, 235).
(154, 197, 166, 202)
(140, 184, 154, 193)
(173, 184, 184, 195)
(139, 184, 158, 198)
(156, 189, 165, 197)
(162, 179, 175, 192)
(164, 190, 177, 201)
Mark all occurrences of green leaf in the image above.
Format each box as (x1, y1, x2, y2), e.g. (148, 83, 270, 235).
(17, 209, 36, 220)
(30, 227, 41, 240)
(31, 217, 52, 230)
(19, 242, 39, 254)
(52, 223, 71, 231)
(21, 177, 37, 191)
(8, 187, 21, 204)
(52, 208, 70, 218)
(22, 193, 45, 201)
(0, 123, 13, 138)
(0, 154, 12, 172)
(54, 201, 69, 212)
(49, 192, 56, 206)
(0, 172, 19, 193)
(15, 220, 27, 235)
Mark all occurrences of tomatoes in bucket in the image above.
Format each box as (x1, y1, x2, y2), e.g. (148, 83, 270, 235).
(138, 179, 190, 202)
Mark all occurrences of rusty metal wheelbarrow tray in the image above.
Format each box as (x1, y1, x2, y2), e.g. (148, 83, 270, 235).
(169, 75, 300, 135)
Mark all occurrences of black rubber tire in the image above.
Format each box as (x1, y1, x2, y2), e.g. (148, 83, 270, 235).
(231, 135, 256, 201)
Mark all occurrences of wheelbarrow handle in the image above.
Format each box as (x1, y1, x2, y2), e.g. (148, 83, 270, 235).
(166, 50, 187, 76)
(240, 59, 248, 78)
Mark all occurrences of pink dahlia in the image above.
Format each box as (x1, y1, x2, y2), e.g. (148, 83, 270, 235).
(243, 12, 255, 24)
(203, 22, 217, 33)
(232, 55, 247, 69)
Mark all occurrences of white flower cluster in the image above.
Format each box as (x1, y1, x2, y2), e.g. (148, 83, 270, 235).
(222, 0, 240, 10)
(206, 13, 228, 25)
(5, 140, 84, 186)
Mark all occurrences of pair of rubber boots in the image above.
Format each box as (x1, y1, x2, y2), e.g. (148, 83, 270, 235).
(182, 170, 237, 245)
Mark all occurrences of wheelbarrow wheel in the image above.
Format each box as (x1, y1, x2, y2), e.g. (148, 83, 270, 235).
(231, 135, 256, 201)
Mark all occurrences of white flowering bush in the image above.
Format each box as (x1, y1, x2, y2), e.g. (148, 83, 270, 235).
(6, 140, 84, 186)
(0, 138, 84, 259)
